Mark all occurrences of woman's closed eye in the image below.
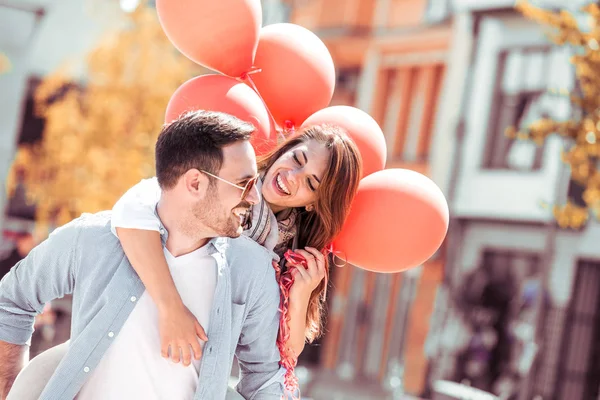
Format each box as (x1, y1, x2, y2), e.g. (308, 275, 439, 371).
(293, 153, 302, 166)
(293, 150, 317, 191)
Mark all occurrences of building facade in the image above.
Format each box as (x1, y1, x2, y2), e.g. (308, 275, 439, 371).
(426, 1, 600, 400)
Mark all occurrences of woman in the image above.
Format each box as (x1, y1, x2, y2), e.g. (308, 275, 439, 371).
(8, 124, 362, 398)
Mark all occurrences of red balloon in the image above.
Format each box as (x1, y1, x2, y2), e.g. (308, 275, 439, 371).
(166, 75, 276, 156)
(333, 169, 449, 273)
(249, 23, 336, 129)
(302, 106, 387, 178)
(156, 0, 262, 77)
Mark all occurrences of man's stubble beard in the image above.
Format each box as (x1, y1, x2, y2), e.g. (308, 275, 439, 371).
(185, 190, 240, 239)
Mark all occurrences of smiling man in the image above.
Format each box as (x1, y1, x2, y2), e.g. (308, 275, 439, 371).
(0, 110, 284, 400)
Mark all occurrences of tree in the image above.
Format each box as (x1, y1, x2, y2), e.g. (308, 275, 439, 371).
(7, 2, 199, 232)
(511, 1, 600, 229)
(0, 52, 10, 74)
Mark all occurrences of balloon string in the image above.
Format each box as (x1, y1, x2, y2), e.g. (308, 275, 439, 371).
(239, 69, 288, 143)
(272, 258, 300, 399)
(326, 243, 348, 269)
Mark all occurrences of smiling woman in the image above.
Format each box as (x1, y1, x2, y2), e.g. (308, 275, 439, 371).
(260, 137, 330, 213)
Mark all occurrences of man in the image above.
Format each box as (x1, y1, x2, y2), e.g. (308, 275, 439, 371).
(0, 110, 284, 399)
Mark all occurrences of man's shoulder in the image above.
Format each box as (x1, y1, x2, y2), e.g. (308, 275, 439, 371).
(224, 235, 276, 265)
(224, 236, 280, 306)
(52, 211, 117, 244)
(222, 236, 278, 283)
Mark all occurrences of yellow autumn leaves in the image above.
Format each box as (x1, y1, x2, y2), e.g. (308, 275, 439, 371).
(7, 4, 200, 232)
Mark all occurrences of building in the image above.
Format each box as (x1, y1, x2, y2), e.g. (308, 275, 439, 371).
(425, 1, 600, 400)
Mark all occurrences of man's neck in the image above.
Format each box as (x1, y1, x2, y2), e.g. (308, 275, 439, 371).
(157, 197, 211, 258)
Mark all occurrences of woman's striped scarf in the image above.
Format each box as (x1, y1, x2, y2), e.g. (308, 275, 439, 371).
(243, 179, 299, 261)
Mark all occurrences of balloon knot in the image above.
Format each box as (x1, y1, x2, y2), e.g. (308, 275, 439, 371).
(240, 67, 262, 81)
(326, 243, 348, 268)
(284, 120, 295, 131)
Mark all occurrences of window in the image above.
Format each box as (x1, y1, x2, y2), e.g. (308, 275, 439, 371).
(331, 67, 360, 106)
(483, 46, 571, 171)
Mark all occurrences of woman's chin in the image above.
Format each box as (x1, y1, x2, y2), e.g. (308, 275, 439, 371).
(261, 188, 278, 205)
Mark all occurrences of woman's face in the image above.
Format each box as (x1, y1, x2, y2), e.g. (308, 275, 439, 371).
(262, 139, 330, 212)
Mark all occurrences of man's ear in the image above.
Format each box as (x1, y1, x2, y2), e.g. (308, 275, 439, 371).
(183, 169, 209, 197)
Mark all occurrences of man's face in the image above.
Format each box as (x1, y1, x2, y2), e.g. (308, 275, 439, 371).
(191, 141, 259, 238)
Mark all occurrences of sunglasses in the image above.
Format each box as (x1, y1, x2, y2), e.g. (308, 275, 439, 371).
(200, 170, 260, 202)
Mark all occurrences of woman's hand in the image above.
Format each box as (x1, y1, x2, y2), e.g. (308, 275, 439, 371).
(288, 247, 326, 304)
(158, 303, 208, 366)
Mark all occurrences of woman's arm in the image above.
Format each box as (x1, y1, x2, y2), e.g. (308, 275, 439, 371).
(112, 179, 207, 365)
(286, 296, 309, 356)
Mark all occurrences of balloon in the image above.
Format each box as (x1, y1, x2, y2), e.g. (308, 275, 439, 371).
(156, 0, 262, 77)
(166, 75, 276, 155)
(302, 106, 387, 178)
(249, 23, 336, 129)
(333, 169, 449, 273)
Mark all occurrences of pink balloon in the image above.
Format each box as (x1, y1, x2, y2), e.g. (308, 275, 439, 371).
(166, 75, 276, 156)
(249, 23, 336, 129)
(302, 106, 387, 178)
(333, 169, 449, 273)
(156, 0, 262, 77)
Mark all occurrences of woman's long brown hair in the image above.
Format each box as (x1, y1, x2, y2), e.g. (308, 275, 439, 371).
(257, 124, 363, 341)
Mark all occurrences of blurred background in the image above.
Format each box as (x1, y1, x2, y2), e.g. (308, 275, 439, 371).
(2, 0, 600, 399)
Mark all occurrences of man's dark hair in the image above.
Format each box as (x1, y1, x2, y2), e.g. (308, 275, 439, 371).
(155, 110, 255, 189)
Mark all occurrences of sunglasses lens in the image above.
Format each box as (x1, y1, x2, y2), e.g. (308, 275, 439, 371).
(241, 176, 258, 200)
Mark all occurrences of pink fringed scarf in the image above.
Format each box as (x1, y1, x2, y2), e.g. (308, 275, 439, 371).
(272, 257, 300, 399)
(272, 249, 332, 399)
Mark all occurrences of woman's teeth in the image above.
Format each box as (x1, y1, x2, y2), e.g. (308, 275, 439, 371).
(276, 174, 291, 195)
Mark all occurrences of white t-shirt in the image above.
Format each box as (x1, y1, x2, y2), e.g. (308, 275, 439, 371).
(77, 246, 217, 400)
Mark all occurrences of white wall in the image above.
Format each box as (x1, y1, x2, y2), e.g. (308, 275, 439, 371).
(27, 0, 122, 77)
(453, 14, 574, 222)
(429, 12, 474, 197)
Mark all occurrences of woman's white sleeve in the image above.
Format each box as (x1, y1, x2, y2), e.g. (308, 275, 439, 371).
(111, 177, 162, 238)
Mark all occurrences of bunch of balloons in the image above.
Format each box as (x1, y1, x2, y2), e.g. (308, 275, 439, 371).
(157, 0, 448, 273)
